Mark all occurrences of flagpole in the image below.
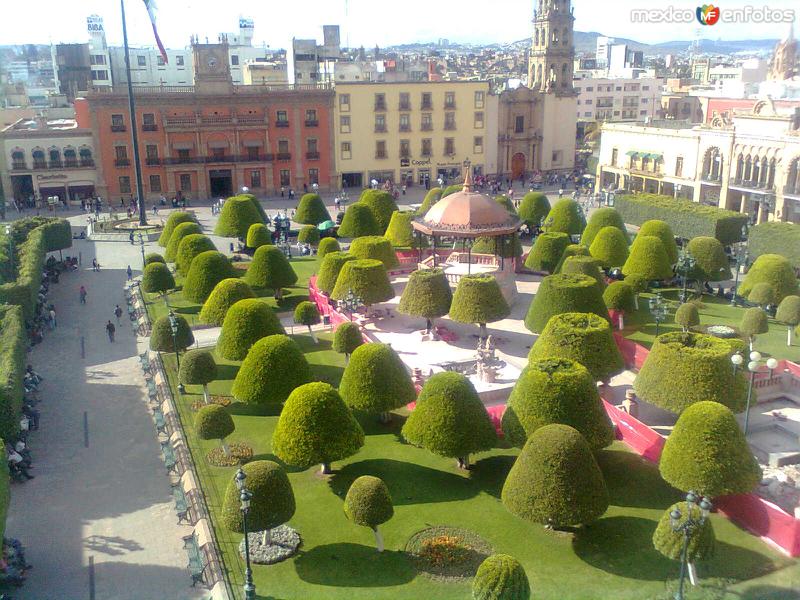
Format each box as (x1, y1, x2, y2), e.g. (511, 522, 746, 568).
(120, 0, 147, 226)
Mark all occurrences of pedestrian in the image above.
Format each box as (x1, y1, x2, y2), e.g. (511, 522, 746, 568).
(79, 285, 87, 304)
(288, 188, 295, 199)
(48, 306, 56, 329)
(126, 265, 133, 281)
(558, 188, 564, 198)
(91, 258, 100, 272)
(114, 304, 123, 325)
(106, 320, 116, 343)
(280, 186, 285, 197)
(129, 231, 135, 245)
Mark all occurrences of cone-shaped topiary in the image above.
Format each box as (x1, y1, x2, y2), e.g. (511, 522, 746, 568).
(158, 211, 193, 247)
(384, 211, 417, 248)
(216, 298, 286, 361)
(141, 262, 175, 296)
(659, 401, 761, 497)
(165, 221, 202, 262)
(295, 193, 331, 225)
(331, 259, 394, 307)
(471, 236, 523, 259)
(622, 235, 673, 281)
(653, 501, 715, 562)
(748, 282, 776, 307)
(333, 321, 364, 362)
(221, 460, 296, 538)
(636, 220, 678, 264)
(242, 193, 269, 224)
(504, 357, 614, 449)
(582, 207, 628, 248)
(232, 334, 311, 406)
(502, 424, 608, 528)
(144, 252, 166, 265)
(674, 302, 700, 332)
(339, 343, 416, 419)
(561, 255, 606, 289)
(402, 372, 497, 469)
(359, 189, 399, 233)
(634, 332, 748, 414)
(246, 223, 272, 249)
(316, 251, 356, 295)
(215, 196, 263, 239)
(182, 250, 237, 303)
(776, 295, 800, 347)
(449, 275, 510, 339)
(687, 236, 731, 285)
(150, 313, 194, 352)
(554, 244, 590, 273)
(317, 237, 340, 259)
(543, 198, 585, 235)
(199, 278, 255, 326)
(525, 232, 570, 273)
(738, 254, 799, 303)
(298, 225, 321, 246)
(589, 226, 630, 269)
(528, 313, 624, 383)
(195, 404, 235, 455)
(416, 188, 443, 216)
(294, 301, 321, 341)
(272, 382, 365, 474)
(524, 273, 608, 334)
(178, 348, 217, 404)
(603, 281, 636, 313)
(518, 192, 551, 228)
(442, 183, 463, 198)
(176, 233, 216, 276)
(337, 202, 382, 238)
(343, 475, 394, 552)
(244, 245, 298, 299)
(349, 235, 399, 269)
(472, 554, 531, 600)
(495, 195, 517, 214)
(397, 268, 452, 332)
(741, 307, 768, 349)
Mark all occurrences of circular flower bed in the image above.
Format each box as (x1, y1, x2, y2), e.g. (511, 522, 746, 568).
(206, 442, 253, 467)
(191, 395, 233, 411)
(239, 524, 301, 564)
(406, 526, 492, 582)
(703, 325, 739, 339)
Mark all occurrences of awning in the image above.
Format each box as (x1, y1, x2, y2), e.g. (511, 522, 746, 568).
(625, 150, 638, 156)
(208, 141, 229, 149)
(242, 140, 263, 148)
(172, 142, 194, 150)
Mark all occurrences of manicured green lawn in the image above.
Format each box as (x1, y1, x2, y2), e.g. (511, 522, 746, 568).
(160, 332, 795, 600)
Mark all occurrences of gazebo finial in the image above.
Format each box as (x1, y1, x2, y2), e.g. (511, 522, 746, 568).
(462, 164, 474, 192)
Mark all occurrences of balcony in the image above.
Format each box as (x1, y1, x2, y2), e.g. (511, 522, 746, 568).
(306, 151, 320, 160)
(114, 158, 131, 167)
(421, 151, 432, 157)
(275, 121, 290, 128)
(400, 152, 410, 160)
(399, 102, 411, 111)
(237, 116, 266, 125)
(276, 152, 291, 161)
(374, 125, 387, 133)
(785, 185, 800, 197)
(729, 178, 775, 192)
(111, 124, 126, 132)
(421, 102, 433, 110)
(142, 123, 158, 131)
(374, 102, 387, 112)
(11, 161, 27, 171)
(32, 161, 47, 170)
(49, 160, 63, 168)
(444, 122, 456, 131)
(375, 151, 387, 160)
(80, 159, 95, 168)
(207, 155, 235, 164)
(164, 115, 197, 127)
(420, 123, 433, 131)
(238, 153, 274, 162)
(304, 120, 319, 127)
(200, 115, 232, 126)
(444, 103, 456, 110)
(399, 124, 411, 132)
(64, 159, 78, 168)
(145, 157, 161, 166)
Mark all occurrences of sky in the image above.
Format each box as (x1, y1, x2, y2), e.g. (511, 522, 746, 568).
(0, 0, 795, 50)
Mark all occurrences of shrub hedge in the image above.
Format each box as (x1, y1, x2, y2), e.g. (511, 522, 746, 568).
(158, 211, 193, 247)
(582, 207, 628, 247)
(295, 193, 331, 225)
(622, 235, 673, 281)
(344, 476, 394, 529)
(449, 275, 510, 333)
(525, 232, 570, 273)
(338, 202, 383, 238)
(749, 222, 800, 269)
(141, 262, 175, 295)
(317, 237, 341, 258)
(687, 236, 731, 283)
(0, 225, 46, 318)
(472, 554, 531, 600)
(246, 223, 273, 249)
(144, 252, 166, 266)
(603, 281, 636, 313)
(294, 301, 320, 328)
(495, 194, 517, 214)
(244, 245, 298, 298)
(776, 296, 800, 330)
(518, 192, 550, 228)
(384, 211, 416, 248)
(748, 282, 776, 307)
(149, 314, 194, 352)
(339, 343, 416, 415)
(216, 298, 286, 361)
(561, 255, 606, 289)
(221, 460, 295, 534)
(175, 233, 216, 276)
(589, 226, 630, 269)
(741, 307, 769, 342)
(214, 195, 263, 239)
(349, 236, 399, 269)
(524, 273, 608, 334)
(0, 305, 26, 442)
(331, 259, 394, 306)
(397, 268, 452, 330)
(332, 321, 364, 358)
(165, 221, 202, 262)
(316, 252, 356, 295)
(359, 189, 399, 233)
(296, 225, 320, 246)
(471, 236, 523, 259)
(178, 349, 218, 386)
(232, 335, 311, 406)
(199, 278, 255, 325)
(442, 183, 464, 198)
(416, 188, 443, 216)
(182, 250, 237, 303)
(653, 501, 715, 562)
(738, 254, 799, 303)
(195, 404, 235, 442)
(554, 244, 590, 273)
(674, 303, 700, 331)
(544, 198, 586, 235)
(634, 220, 679, 264)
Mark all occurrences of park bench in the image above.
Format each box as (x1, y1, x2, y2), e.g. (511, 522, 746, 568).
(162, 443, 177, 474)
(182, 533, 207, 587)
(146, 379, 158, 400)
(153, 409, 168, 436)
(172, 484, 190, 525)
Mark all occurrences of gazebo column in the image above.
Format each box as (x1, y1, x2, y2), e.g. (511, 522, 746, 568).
(416, 230, 423, 264)
(500, 234, 506, 271)
(466, 238, 472, 276)
(432, 235, 438, 267)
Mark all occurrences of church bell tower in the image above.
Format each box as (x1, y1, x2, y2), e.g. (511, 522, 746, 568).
(528, 0, 575, 95)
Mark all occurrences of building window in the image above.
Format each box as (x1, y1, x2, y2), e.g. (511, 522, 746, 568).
(584, 111, 592, 117)
(339, 93, 350, 112)
(421, 113, 432, 131)
(474, 111, 484, 128)
(250, 170, 261, 188)
(399, 113, 410, 132)
(231, 55, 239, 66)
(246, 146, 259, 161)
(341, 142, 352, 160)
(399, 92, 411, 110)
(375, 114, 386, 133)
(119, 176, 131, 193)
(115, 146, 128, 161)
(145, 144, 158, 159)
(421, 139, 432, 157)
(640, 110, 647, 115)
(675, 156, 684, 177)
(63, 148, 77, 166)
(421, 92, 432, 110)
(340, 115, 350, 133)
(375, 140, 387, 159)
(444, 138, 455, 156)
(137, 55, 146, 67)
(280, 170, 291, 186)
(611, 148, 618, 166)
(111, 114, 125, 131)
(175, 173, 190, 191)
(142, 113, 156, 129)
(176, 55, 184, 66)
(474, 91, 485, 109)
(177, 149, 190, 161)
(551, 151, 562, 164)
(444, 92, 456, 109)
(474, 136, 483, 154)
(641, 98, 648, 104)
(374, 93, 386, 111)
(586, 86, 593, 92)
(90, 54, 106, 65)
(149, 174, 161, 192)
(585, 99, 592, 105)
(278, 140, 290, 155)
(156, 55, 165, 66)
(211, 147, 225, 160)
(642, 85, 649, 90)
(400, 139, 410, 158)
(305, 109, 318, 126)
(308, 168, 319, 184)
(444, 112, 456, 130)
(276, 110, 288, 125)
(91, 70, 109, 80)
(514, 115, 524, 133)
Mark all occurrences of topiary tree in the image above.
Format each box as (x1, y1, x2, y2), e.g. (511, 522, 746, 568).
(636, 220, 678, 264)
(449, 274, 510, 340)
(175, 233, 216, 276)
(543, 198, 585, 235)
(603, 281, 635, 329)
(150, 313, 194, 352)
(331, 259, 394, 309)
(472, 554, 531, 600)
(297, 225, 321, 247)
(332, 321, 363, 363)
(776, 295, 800, 346)
(518, 192, 550, 228)
(165, 221, 202, 262)
(339, 343, 416, 422)
(501, 424, 608, 528)
(528, 313, 624, 383)
(246, 223, 273, 250)
(231, 334, 311, 406)
(215, 196, 263, 239)
(241, 193, 269, 224)
(623, 273, 649, 309)
(316, 251, 356, 295)
(402, 372, 496, 469)
(317, 237, 340, 259)
(141, 262, 175, 305)
(471, 236, 523, 259)
(272, 382, 365, 474)
(495, 194, 517, 214)
(195, 404, 235, 457)
(504, 357, 614, 449)
(294, 301, 321, 343)
(589, 226, 630, 269)
(525, 232, 570, 273)
(199, 278, 255, 326)
(634, 332, 748, 414)
(144, 252, 166, 265)
(216, 298, 286, 361)
(178, 348, 217, 404)
(554, 244, 590, 273)
(748, 282, 776, 308)
(622, 235, 673, 281)
(687, 236, 730, 290)
(343, 475, 394, 552)
(384, 211, 417, 248)
(524, 273, 608, 334)
(359, 189, 399, 233)
(397, 268, 452, 333)
(337, 202, 382, 238)
(182, 250, 237, 303)
(158, 211, 193, 247)
(244, 245, 298, 299)
(659, 401, 761, 497)
(741, 307, 768, 351)
(295, 193, 331, 225)
(416, 187, 443, 217)
(581, 207, 628, 248)
(674, 302, 700, 332)
(738, 254, 799, 303)
(442, 183, 464, 197)
(349, 235, 399, 269)
(221, 460, 296, 548)
(653, 500, 715, 563)
(561, 255, 606, 290)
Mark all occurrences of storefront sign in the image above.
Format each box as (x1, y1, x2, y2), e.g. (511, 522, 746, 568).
(36, 174, 69, 181)
(400, 158, 410, 167)
(436, 162, 462, 167)
(411, 159, 431, 166)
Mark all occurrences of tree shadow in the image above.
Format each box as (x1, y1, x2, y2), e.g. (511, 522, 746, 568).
(226, 401, 280, 417)
(469, 454, 518, 499)
(83, 534, 144, 556)
(736, 586, 800, 599)
(293, 543, 415, 587)
(596, 448, 681, 510)
(214, 362, 241, 381)
(248, 453, 307, 474)
(174, 304, 200, 315)
(311, 363, 344, 386)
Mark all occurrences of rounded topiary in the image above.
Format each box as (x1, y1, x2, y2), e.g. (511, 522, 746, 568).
(215, 196, 263, 239)
(741, 307, 768, 348)
(182, 250, 237, 303)
(199, 278, 255, 326)
(636, 220, 678, 264)
(738, 254, 799, 303)
(294, 301, 321, 341)
(150, 313, 194, 352)
(589, 226, 630, 269)
(543, 198, 585, 235)
(776, 295, 800, 346)
(518, 192, 550, 228)
(271, 382, 365, 474)
(244, 245, 298, 299)
(653, 501, 716, 562)
(317, 237, 341, 259)
(501, 424, 608, 528)
(687, 236, 731, 284)
(471, 236, 523, 259)
(449, 274, 510, 338)
(442, 183, 464, 198)
(332, 321, 363, 360)
(524, 273, 608, 334)
(561, 255, 606, 289)
(316, 251, 356, 295)
(331, 259, 394, 307)
(176, 233, 216, 276)
(397, 268, 452, 332)
(582, 207, 628, 248)
(141, 262, 175, 296)
(195, 404, 235, 454)
(384, 211, 417, 248)
(525, 232, 570, 273)
(554, 244, 590, 273)
(158, 211, 194, 247)
(659, 401, 761, 497)
(179, 348, 218, 404)
(416, 188, 443, 217)
(216, 298, 286, 361)
(603, 281, 636, 313)
(246, 223, 273, 249)
(402, 372, 497, 469)
(528, 313, 624, 383)
(165, 221, 202, 262)
(144, 252, 166, 266)
(221, 460, 296, 535)
(472, 554, 531, 600)
(349, 235, 399, 270)
(495, 195, 517, 215)
(295, 193, 331, 225)
(634, 332, 748, 414)
(241, 193, 269, 224)
(674, 302, 700, 332)
(359, 189, 398, 233)
(622, 235, 673, 281)
(504, 357, 614, 449)
(339, 343, 416, 418)
(297, 225, 321, 246)
(337, 202, 382, 238)
(344, 475, 394, 552)
(231, 335, 311, 406)
(748, 282, 776, 307)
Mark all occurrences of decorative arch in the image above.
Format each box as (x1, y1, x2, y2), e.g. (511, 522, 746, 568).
(702, 146, 724, 180)
(735, 153, 744, 182)
(785, 156, 800, 195)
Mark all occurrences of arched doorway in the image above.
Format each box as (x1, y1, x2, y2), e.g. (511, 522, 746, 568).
(511, 153, 526, 180)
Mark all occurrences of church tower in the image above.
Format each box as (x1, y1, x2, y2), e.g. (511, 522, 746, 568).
(769, 23, 797, 81)
(528, 0, 575, 95)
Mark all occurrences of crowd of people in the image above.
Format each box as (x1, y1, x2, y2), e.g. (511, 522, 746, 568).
(6, 365, 41, 483)
(0, 537, 32, 588)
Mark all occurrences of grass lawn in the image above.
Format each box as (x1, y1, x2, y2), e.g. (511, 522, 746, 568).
(160, 332, 797, 600)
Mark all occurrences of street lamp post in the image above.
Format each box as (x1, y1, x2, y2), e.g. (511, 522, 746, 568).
(730, 224, 749, 306)
(649, 293, 668, 337)
(341, 289, 362, 322)
(4, 224, 13, 272)
(670, 491, 712, 600)
(677, 248, 697, 303)
(737, 351, 779, 435)
(137, 232, 146, 269)
(235, 468, 256, 600)
(168, 310, 181, 369)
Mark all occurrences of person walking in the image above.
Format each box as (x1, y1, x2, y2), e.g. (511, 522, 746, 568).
(48, 306, 56, 329)
(105, 320, 116, 343)
(126, 265, 133, 281)
(114, 305, 123, 325)
(79, 286, 87, 305)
